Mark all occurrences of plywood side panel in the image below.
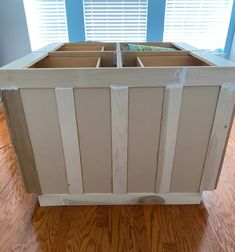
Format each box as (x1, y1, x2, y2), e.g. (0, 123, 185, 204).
(200, 84, 235, 191)
(20, 89, 68, 194)
(1, 90, 41, 194)
(74, 88, 112, 193)
(170, 86, 220, 192)
(128, 87, 164, 192)
(55, 88, 83, 194)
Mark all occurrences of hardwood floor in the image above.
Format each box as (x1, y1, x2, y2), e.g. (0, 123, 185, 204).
(0, 104, 10, 149)
(0, 101, 235, 252)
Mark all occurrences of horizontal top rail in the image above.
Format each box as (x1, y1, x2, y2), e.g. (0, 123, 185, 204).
(0, 67, 235, 88)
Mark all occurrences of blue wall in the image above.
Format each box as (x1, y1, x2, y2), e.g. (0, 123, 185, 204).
(224, 0, 235, 58)
(65, 0, 85, 42)
(147, 0, 166, 42)
(0, 0, 31, 66)
(66, 0, 166, 43)
(66, 0, 234, 49)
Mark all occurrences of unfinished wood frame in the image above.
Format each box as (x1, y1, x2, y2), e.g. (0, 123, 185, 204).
(38, 193, 202, 206)
(111, 86, 128, 193)
(155, 84, 183, 193)
(1, 42, 235, 206)
(116, 43, 122, 68)
(55, 88, 83, 194)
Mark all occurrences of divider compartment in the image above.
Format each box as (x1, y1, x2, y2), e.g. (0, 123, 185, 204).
(57, 42, 116, 52)
(30, 52, 116, 68)
(138, 55, 211, 67)
(57, 45, 105, 52)
(122, 52, 212, 67)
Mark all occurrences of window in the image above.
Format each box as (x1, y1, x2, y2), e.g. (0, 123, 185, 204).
(83, 0, 148, 42)
(164, 0, 233, 50)
(23, 0, 68, 51)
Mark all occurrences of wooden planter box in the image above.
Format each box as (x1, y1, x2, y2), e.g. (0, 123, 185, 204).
(0, 42, 235, 206)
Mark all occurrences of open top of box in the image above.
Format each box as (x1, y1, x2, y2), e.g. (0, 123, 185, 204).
(30, 52, 116, 68)
(29, 51, 212, 68)
(123, 52, 212, 67)
(54, 42, 182, 53)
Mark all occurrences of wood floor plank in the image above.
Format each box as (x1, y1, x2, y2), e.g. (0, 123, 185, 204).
(0, 102, 235, 251)
(0, 102, 11, 149)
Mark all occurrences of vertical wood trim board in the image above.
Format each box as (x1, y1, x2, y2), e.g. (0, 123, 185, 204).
(155, 84, 183, 193)
(20, 89, 68, 194)
(170, 86, 220, 192)
(116, 43, 122, 67)
(200, 84, 235, 191)
(111, 86, 128, 193)
(74, 88, 112, 193)
(128, 87, 164, 192)
(116, 42, 121, 51)
(55, 88, 83, 194)
(1, 90, 41, 194)
(116, 52, 123, 68)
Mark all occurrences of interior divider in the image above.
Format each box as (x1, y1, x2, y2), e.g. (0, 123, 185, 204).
(96, 57, 101, 68)
(116, 43, 123, 68)
(116, 51, 123, 68)
(136, 57, 144, 67)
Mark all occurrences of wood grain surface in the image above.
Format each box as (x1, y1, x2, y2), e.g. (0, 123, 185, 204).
(111, 86, 128, 193)
(74, 88, 112, 193)
(0, 101, 235, 251)
(0, 102, 10, 149)
(1, 91, 41, 194)
(20, 89, 68, 194)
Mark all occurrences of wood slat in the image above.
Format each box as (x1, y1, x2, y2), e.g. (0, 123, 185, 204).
(74, 88, 112, 193)
(116, 43, 122, 68)
(55, 88, 83, 194)
(190, 51, 235, 67)
(0, 68, 182, 88)
(1, 52, 48, 69)
(38, 193, 201, 206)
(111, 86, 128, 193)
(200, 84, 235, 191)
(128, 87, 164, 192)
(155, 84, 183, 193)
(2, 68, 235, 88)
(170, 86, 220, 192)
(36, 42, 64, 52)
(20, 88, 68, 194)
(1, 90, 41, 193)
(136, 57, 144, 67)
